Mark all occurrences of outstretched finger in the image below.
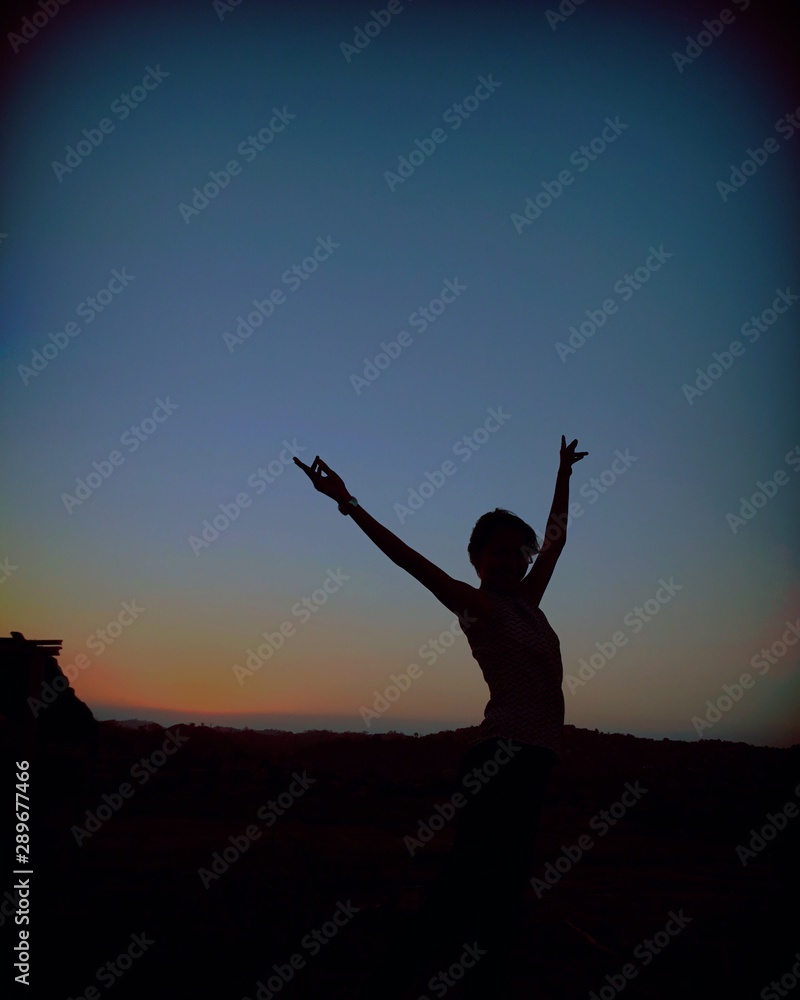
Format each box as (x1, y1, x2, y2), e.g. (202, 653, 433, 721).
(296, 459, 320, 480)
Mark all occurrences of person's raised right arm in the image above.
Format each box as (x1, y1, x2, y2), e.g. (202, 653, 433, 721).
(294, 455, 489, 624)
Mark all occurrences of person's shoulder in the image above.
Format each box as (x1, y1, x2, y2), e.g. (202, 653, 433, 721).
(459, 588, 500, 630)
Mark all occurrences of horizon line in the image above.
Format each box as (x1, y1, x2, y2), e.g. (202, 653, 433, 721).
(89, 705, 796, 750)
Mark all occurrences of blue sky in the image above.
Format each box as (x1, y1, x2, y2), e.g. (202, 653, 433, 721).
(2, 0, 798, 747)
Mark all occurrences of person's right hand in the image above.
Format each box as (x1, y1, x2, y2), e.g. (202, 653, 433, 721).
(293, 455, 350, 504)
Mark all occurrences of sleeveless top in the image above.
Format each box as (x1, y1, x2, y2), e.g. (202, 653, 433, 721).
(457, 587, 565, 761)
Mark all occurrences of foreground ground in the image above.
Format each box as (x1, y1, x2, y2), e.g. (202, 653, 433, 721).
(8, 723, 796, 999)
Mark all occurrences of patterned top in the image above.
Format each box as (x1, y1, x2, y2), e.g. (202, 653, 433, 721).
(458, 587, 565, 760)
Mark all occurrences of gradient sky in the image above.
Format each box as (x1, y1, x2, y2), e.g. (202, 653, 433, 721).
(2, 0, 798, 747)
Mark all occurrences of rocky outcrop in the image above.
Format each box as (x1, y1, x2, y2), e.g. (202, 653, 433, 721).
(0, 632, 98, 757)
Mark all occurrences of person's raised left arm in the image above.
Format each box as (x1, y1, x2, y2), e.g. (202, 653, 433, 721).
(519, 436, 587, 604)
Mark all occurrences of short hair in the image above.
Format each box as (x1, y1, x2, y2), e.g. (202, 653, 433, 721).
(467, 508, 540, 571)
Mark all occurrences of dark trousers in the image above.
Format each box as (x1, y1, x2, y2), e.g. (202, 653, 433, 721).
(400, 737, 556, 994)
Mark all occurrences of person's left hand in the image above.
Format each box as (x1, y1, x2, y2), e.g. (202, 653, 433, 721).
(560, 435, 588, 472)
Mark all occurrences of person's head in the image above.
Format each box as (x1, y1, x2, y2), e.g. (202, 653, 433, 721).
(468, 509, 540, 592)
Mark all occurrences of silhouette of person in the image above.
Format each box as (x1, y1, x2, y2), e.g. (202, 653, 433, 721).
(295, 436, 587, 997)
